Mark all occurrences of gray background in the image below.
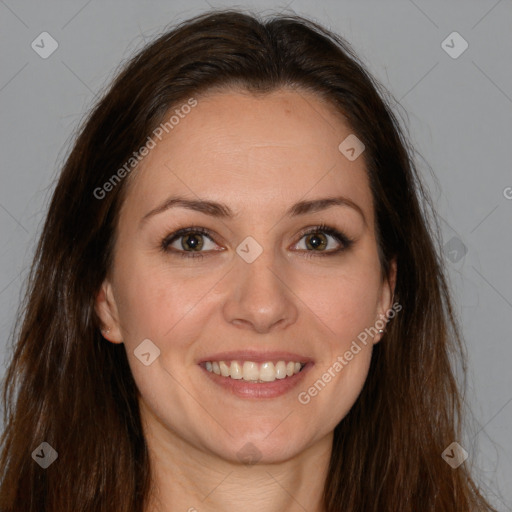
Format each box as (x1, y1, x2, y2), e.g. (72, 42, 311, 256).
(0, 0, 510, 509)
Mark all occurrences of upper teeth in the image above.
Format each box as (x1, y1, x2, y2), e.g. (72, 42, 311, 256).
(204, 360, 305, 382)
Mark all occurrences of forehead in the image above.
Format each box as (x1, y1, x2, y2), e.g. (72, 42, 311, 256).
(121, 87, 373, 226)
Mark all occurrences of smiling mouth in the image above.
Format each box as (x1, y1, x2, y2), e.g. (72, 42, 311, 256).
(201, 360, 307, 383)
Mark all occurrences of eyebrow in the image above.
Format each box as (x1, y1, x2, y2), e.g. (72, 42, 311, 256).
(139, 194, 367, 228)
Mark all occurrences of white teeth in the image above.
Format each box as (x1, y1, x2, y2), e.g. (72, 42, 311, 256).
(242, 361, 259, 381)
(259, 362, 275, 382)
(275, 361, 287, 379)
(230, 361, 243, 379)
(219, 361, 230, 377)
(204, 360, 306, 382)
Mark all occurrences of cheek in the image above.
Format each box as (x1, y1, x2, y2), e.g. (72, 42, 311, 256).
(299, 265, 383, 347)
(114, 259, 220, 350)
(296, 317, 374, 434)
(301, 256, 382, 420)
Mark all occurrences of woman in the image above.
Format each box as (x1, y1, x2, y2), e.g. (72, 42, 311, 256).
(0, 8, 498, 512)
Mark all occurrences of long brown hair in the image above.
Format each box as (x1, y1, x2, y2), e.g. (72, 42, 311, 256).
(0, 8, 498, 511)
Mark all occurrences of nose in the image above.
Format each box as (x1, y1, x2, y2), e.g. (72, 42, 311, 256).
(222, 248, 299, 334)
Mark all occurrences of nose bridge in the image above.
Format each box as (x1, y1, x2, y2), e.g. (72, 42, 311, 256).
(223, 234, 298, 333)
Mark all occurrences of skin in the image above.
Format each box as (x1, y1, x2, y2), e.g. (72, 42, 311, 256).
(95, 87, 397, 512)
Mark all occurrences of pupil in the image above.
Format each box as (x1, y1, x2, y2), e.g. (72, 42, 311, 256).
(184, 234, 203, 251)
(307, 233, 326, 250)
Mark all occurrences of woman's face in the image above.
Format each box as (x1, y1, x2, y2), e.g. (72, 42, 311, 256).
(96, 87, 396, 464)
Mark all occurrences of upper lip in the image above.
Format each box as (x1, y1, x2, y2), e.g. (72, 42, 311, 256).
(197, 350, 314, 364)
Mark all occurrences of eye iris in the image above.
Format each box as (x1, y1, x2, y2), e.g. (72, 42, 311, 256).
(182, 233, 204, 251)
(305, 232, 327, 251)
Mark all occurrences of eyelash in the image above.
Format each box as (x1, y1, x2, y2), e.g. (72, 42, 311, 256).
(160, 223, 354, 260)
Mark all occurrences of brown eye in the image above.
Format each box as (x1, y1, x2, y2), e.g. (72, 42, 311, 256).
(161, 223, 353, 260)
(180, 232, 204, 251)
(304, 232, 328, 251)
(161, 227, 221, 259)
(294, 223, 354, 257)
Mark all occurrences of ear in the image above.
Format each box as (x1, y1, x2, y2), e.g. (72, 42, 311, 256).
(374, 256, 397, 344)
(95, 279, 123, 344)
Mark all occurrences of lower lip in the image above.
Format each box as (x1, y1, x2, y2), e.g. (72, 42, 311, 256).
(199, 363, 313, 399)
